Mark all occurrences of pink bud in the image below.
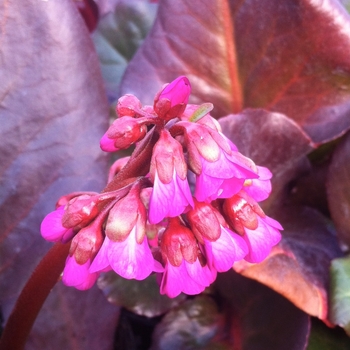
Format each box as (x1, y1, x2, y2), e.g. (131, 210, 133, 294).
(186, 199, 221, 243)
(116, 94, 142, 117)
(100, 116, 147, 151)
(62, 194, 99, 229)
(108, 156, 130, 182)
(154, 76, 191, 121)
(69, 223, 104, 265)
(223, 190, 265, 235)
(160, 217, 198, 267)
(105, 185, 146, 243)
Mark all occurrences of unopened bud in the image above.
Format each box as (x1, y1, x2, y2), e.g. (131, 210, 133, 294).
(69, 224, 104, 265)
(105, 185, 146, 243)
(100, 116, 147, 151)
(117, 94, 142, 117)
(223, 190, 265, 235)
(62, 194, 99, 229)
(186, 200, 221, 243)
(160, 217, 198, 266)
(154, 76, 191, 122)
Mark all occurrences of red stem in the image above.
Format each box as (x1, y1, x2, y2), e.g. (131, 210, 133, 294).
(0, 242, 70, 350)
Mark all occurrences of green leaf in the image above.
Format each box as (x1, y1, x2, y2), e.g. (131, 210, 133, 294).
(307, 318, 350, 350)
(93, 0, 158, 101)
(330, 256, 350, 335)
(98, 272, 186, 317)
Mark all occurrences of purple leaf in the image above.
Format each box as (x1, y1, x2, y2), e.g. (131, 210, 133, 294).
(0, 0, 110, 344)
(233, 206, 342, 321)
(218, 109, 314, 211)
(120, 0, 350, 144)
(26, 285, 119, 349)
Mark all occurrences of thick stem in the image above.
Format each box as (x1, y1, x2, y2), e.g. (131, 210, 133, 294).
(0, 242, 70, 350)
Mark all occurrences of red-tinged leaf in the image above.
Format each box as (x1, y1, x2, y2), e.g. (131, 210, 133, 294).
(214, 271, 310, 350)
(120, 0, 350, 144)
(0, 0, 109, 339)
(327, 132, 350, 245)
(25, 285, 119, 349)
(218, 109, 314, 211)
(233, 206, 343, 321)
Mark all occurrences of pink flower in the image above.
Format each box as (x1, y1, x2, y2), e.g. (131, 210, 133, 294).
(149, 129, 194, 224)
(90, 183, 161, 280)
(159, 259, 215, 298)
(89, 230, 158, 280)
(62, 256, 98, 290)
(157, 217, 215, 298)
(40, 206, 74, 243)
(243, 216, 282, 263)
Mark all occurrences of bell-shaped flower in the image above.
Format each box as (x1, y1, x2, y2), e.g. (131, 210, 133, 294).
(90, 184, 158, 280)
(177, 122, 258, 202)
(40, 206, 75, 243)
(62, 222, 103, 290)
(186, 199, 248, 273)
(100, 116, 147, 152)
(158, 217, 215, 298)
(149, 129, 194, 224)
(223, 190, 282, 263)
(154, 76, 191, 121)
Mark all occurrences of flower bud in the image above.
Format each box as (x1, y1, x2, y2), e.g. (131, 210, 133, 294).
(186, 199, 221, 243)
(117, 94, 142, 117)
(62, 194, 99, 228)
(154, 76, 191, 122)
(108, 156, 130, 182)
(160, 217, 198, 266)
(105, 185, 146, 243)
(100, 116, 147, 151)
(223, 190, 265, 235)
(69, 223, 104, 265)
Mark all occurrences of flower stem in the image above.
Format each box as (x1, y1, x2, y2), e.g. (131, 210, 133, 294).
(0, 242, 70, 350)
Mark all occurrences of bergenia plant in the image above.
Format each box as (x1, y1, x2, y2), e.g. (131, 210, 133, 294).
(2, 0, 350, 349)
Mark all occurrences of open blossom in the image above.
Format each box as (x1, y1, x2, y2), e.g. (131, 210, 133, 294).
(158, 217, 215, 298)
(149, 129, 194, 224)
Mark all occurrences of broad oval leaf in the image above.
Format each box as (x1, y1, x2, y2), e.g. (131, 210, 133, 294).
(0, 0, 111, 346)
(327, 131, 350, 245)
(233, 206, 343, 321)
(120, 0, 350, 144)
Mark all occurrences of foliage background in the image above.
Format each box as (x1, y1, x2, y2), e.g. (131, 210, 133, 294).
(2, 0, 350, 348)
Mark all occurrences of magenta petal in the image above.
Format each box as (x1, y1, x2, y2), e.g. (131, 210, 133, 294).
(244, 166, 272, 202)
(243, 216, 282, 263)
(40, 206, 74, 242)
(149, 170, 193, 224)
(62, 256, 98, 290)
(205, 227, 248, 272)
(185, 259, 216, 286)
(100, 132, 119, 152)
(89, 237, 110, 273)
(107, 228, 154, 280)
(159, 260, 206, 298)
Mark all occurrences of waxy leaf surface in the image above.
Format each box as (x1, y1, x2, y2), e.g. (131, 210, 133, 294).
(121, 0, 350, 144)
(0, 0, 111, 345)
(234, 206, 342, 320)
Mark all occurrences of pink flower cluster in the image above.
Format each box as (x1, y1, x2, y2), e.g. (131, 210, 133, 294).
(41, 76, 282, 297)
